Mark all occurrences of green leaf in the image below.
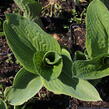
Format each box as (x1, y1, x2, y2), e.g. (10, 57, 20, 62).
(73, 54, 109, 79)
(14, 0, 42, 16)
(62, 48, 72, 60)
(4, 14, 61, 73)
(3, 15, 35, 73)
(42, 49, 101, 101)
(14, 0, 42, 25)
(5, 68, 43, 106)
(33, 51, 63, 80)
(86, 0, 109, 58)
(73, 51, 86, 61)
(0, 99, 7, 109)
(61, 48, 73, 77)
(42, 72, 101, 101)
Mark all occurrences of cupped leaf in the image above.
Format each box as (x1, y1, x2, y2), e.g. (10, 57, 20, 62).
(44, 51, 62, 65)
(0, 99, 7, 109)
(33, 51, 63, 80)
(42, 49, 101, 101)
(73, 54, 109, 79)
(5, 68, 43, 106)
(4, 13, 61, 73)
(86, 0, 109, 58)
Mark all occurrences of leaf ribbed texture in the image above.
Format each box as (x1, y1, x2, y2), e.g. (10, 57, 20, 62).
(86, 0, 109, 58)
(73, 54, 109, 79)
(42, 49, 101, 101)
(4, 14, 61, 74)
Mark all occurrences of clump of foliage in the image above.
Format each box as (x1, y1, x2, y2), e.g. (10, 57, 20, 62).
(3, 0, 109, 108)
(4, 12, 101, 106)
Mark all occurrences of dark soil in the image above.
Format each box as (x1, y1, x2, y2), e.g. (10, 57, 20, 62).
(0, 36, 20, 86)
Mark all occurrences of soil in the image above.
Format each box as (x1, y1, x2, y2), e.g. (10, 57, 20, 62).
(1, 0, 109, 109)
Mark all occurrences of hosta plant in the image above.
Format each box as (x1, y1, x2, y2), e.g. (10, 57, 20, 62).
(3, 13, 101, 106)
(3, 0, 109, 106)
(73, 0, 109, 79)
